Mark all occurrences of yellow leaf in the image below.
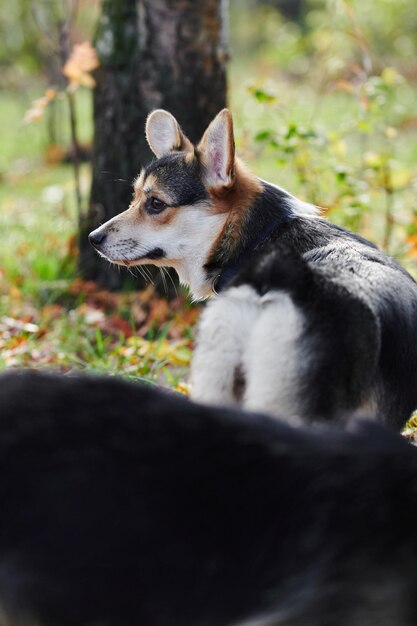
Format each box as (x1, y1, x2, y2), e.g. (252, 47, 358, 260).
(381, 67, 404, 86)
(22, 92, 52, 124)
(333, 80, 354, 93)
(63, 42, 99, 88)
(45, 87, 58, 100)
(23, 107, 45, 123)
(175, 382, 190, 395)
(331, 139, 346, 157)
(385, 126, 398, 139)
(390, 168, 414, 190)
(9, 285, 21, 299)
(363, 151, 383, 168)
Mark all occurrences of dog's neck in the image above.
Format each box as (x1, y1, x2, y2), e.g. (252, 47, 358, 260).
(170, 211, 229, 301)
(170, 176, 319, 300)
(199, 179, 319, 297)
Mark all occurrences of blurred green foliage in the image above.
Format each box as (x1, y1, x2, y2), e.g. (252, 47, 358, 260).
(1, 0, 417, 266)
(231, 0, 417, 78)
(0, 0, 42, 84)
(229, 0, 417, 271)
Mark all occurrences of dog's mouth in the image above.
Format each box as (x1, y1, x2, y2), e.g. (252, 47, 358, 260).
(113, 248, 166, 267)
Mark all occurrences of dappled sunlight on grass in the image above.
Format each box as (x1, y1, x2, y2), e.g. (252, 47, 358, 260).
(0, 262, 197, 389)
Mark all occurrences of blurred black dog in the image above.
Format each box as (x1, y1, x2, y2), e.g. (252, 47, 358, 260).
(0, 370, 417, 626)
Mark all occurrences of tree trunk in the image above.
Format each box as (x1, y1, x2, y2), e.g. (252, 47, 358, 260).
(79, 0, 229, 290)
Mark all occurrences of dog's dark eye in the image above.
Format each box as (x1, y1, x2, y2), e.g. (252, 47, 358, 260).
(145, 196, 167, 214)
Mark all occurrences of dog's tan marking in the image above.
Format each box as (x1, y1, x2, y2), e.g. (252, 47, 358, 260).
(141, 173, 158, 195)
(208, 158, 262, 213)
(133, 172, 176, 212)
(133, 169, 145, 193)
(185, 148, 198, 165)
(206, 159, 263, 262)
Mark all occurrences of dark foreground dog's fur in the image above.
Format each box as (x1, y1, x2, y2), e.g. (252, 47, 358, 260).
(1, 370, 417, 626)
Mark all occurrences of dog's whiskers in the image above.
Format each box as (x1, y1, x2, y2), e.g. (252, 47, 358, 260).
(158, 268, 168, 296)
(162, 267, 178, 298)
(141, 265, 154, 283)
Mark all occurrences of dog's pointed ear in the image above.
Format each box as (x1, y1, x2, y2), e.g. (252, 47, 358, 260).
(146, 110, 193, 158)
(198, 109, 235, 190)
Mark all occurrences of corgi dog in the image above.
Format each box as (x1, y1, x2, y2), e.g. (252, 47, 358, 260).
(1, 369, 417, 626)
(89, 109, 417, 426)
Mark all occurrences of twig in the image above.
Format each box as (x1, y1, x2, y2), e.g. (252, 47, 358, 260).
(58, 18, 83, 225)
(382, 162, 394, 252)
(67, 89, 83, 224)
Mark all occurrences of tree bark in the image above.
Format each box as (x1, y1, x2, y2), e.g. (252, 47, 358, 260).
(79, 0, 229, 289)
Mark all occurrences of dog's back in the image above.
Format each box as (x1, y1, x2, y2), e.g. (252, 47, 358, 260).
(0, 370, 417, 626)
(237, 215, 417, 425)
(192, 208, 417, 426)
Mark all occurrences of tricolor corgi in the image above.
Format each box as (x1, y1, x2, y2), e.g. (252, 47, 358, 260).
(89, 109, 417, 426)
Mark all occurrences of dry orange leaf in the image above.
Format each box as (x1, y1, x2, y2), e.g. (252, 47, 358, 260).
(406, 231, 417, 258)
(63, 42, 99, 88)
(333, 80, 355, 93)
(44, 144, 66, 165)
(23, 88, 57, 125)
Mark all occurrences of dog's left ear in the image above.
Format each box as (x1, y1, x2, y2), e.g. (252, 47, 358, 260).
(198, 109, 235, 190)
(146, 110, 193, 158)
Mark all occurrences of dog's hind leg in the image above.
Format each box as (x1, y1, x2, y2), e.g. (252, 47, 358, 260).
(190, 286, 261, 407)
(242, 292, 306, 421)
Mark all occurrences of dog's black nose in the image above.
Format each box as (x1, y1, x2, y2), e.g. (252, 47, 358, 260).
(89, 230, 106, 247)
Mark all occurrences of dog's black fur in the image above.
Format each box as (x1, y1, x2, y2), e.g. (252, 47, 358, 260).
(1, 370, 417, 626)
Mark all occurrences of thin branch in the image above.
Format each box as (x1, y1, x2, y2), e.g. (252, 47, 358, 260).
(57, 18, 84, 224)
(382, 163, 395, 252)
(67, 89, 83, 223)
